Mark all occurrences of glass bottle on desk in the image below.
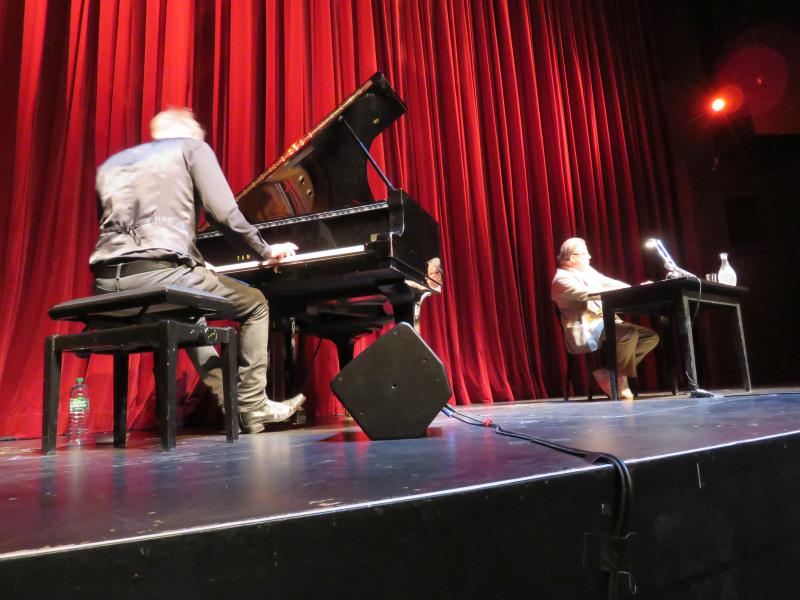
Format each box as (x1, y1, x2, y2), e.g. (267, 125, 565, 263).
(717, 252, 737, 286)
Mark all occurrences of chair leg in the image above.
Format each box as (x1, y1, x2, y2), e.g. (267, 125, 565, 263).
(42, 336, 62, 454)
(113, 354, 129, 447)
(563, 351, 571, 402)
(586, 359, 593, 402)
(221, 328, 239, 442)
(156, 322, 178, 451)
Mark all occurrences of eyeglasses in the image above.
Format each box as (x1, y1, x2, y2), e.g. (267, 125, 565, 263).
(570, 252, 590, 257)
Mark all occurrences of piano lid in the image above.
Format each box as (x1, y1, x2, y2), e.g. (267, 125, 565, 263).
(230, 71, 407, 226)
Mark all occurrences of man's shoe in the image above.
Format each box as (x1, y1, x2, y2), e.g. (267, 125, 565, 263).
(239, 400, 301, 434)
(281, 393, 306, 412)
(592, 368, 612, 398)
(222, 394, 305, 415)
(619, 376, 634, 400)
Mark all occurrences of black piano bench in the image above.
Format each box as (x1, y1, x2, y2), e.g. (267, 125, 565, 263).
(42, 285, 239, 454)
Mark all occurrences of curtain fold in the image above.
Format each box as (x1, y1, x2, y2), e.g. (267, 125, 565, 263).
(0, 0, 680, 438)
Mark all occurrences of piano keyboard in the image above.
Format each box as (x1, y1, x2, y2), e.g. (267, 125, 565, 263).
(207, 244, 366, 274)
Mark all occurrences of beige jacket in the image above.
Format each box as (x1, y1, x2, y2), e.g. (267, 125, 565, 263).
(551, 266, 628, 354)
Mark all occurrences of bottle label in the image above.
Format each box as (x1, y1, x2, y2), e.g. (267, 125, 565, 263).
(70, 395, 89, 411)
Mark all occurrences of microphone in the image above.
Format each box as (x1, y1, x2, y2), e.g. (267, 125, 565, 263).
(644, 238, 696, 279)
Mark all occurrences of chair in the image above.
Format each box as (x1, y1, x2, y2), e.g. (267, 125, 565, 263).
(554, 304, 597, 401)
(42, 286, 239, 453)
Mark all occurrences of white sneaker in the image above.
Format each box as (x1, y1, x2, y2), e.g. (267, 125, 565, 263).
(619, 376, 634, 399)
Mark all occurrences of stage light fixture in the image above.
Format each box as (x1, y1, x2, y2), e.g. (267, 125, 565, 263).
(711, 97, 726, 112)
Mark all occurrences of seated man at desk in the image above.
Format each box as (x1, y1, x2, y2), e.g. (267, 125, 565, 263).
(551, 237, 659, 399)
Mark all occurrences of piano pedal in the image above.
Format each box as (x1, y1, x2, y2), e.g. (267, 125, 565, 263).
(292, 407, 307, 426)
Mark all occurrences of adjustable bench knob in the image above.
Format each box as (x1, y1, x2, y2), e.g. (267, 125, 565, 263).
(199, 325, 219, 345)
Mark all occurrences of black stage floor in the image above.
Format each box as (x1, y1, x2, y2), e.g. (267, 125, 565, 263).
(2, 391, 800, 599)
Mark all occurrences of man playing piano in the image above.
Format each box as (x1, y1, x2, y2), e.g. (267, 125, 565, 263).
(90, 108, 305, 433)
(551, 237, 659, 399)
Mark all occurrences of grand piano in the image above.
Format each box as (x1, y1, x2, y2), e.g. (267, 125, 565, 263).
(196, 72, 442, 369)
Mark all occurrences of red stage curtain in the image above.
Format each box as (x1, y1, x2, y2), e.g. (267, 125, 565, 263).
(0, 0, 680, 439)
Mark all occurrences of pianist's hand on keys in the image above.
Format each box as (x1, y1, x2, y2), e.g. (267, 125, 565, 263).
(205, 241, 298, 273)
(204, 245, 367, 275)
(268, 242, 299, 261)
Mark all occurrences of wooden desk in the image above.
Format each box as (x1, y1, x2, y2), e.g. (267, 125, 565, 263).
(599, 279, 751, 400)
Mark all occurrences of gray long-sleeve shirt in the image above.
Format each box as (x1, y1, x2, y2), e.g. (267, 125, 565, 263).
(90, 138, 271, 266)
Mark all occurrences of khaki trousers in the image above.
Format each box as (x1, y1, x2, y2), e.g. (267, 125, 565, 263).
(609, 322, 660, 377)
(94, 264, 269, 412)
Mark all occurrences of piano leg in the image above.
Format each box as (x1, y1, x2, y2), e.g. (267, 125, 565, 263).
(281, 321, 300, 400)
(268, 325, 306, 424)
(378, 282, 416, 326)
(332, 336, 355, 368)
(267, 329, 287, 402)
(268, 320, 300, 403)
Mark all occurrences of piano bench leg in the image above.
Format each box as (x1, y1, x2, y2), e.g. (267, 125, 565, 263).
(113, 354, 129, 448)
(42, 336, 62, 455)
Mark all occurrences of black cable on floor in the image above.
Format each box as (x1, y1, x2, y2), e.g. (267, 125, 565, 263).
(441, 404, 637, 598)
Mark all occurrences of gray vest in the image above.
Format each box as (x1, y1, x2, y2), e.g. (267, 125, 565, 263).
(90, 138, 269, 266)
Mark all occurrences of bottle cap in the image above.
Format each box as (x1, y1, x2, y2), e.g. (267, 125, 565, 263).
(76, 377, 85, 383)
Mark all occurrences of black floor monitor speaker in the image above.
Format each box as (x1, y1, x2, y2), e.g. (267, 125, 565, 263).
(330, 323, 452, 440)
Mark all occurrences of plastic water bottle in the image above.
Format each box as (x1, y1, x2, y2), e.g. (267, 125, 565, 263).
(68, 377, 91, 446)
(717, 252, 737, 286)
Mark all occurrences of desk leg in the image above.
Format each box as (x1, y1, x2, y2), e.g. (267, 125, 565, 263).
(659, 315, 678, 395)
(733, 304, 752, 391)
(604, 312, 619, 401)
(677, 296, 699, 392)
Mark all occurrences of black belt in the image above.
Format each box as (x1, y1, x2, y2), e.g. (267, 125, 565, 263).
(92, 259, 180, 279)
